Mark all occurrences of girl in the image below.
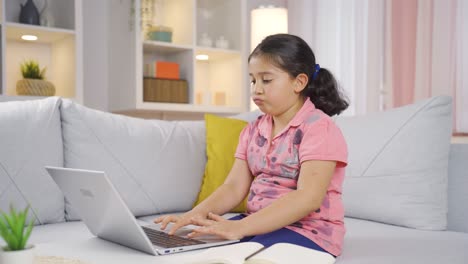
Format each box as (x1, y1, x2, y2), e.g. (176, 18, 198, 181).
(155, 34, 349, 257)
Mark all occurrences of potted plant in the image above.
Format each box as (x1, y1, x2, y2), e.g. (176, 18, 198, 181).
(0, 205, 35, 264)
(16, 60, 55, 96)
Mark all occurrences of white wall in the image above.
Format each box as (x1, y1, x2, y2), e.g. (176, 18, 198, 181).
(82, 0, 109, 111)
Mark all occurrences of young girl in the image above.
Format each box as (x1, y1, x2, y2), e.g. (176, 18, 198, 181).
(155, 34, 349, 257)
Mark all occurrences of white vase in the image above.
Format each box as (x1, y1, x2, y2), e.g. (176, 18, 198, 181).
(39, 0, 55, 27)
(0, 245, 35, 264)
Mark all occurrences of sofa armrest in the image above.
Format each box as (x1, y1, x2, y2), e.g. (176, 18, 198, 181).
(447, 143, 468, 233)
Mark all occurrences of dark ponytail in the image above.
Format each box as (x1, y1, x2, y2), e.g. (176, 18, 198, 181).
(249, 34, 349, 116)
(308, 67, 349, 116)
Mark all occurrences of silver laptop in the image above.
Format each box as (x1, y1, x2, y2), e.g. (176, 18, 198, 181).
(45, 166, 238, 255)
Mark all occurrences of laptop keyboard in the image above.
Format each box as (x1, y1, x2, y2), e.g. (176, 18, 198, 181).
(142, 226, 206, 248)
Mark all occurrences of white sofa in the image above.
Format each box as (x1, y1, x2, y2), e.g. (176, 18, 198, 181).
(0, 96, 467, 263)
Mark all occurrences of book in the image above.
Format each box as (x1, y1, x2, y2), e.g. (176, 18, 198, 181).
(189, 242, 336, 264)
(155, 61, 180, 79)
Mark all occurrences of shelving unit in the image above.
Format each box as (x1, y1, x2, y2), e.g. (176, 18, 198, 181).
(108, 0, 248, 118)
(0, 0, 82, 102)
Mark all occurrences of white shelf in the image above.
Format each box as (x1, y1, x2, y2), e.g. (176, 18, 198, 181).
(143, 40, 192, 54)
(108, 0, 248, 119)
(6, 22, 75, 44)
(195, 46, 241, 61)
(0, 0, 82, 102)
(138, 101, 243, 114)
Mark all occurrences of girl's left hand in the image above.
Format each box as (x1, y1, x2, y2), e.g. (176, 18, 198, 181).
(187, 212, 246, 240)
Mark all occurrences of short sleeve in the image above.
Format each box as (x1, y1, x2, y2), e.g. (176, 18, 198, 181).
(298, 120, 348, 167)
(235, 123, 253, 160)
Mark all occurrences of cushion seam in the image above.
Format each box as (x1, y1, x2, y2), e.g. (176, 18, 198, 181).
(66, 106, 162, 215)
(359, 97, 443, 177)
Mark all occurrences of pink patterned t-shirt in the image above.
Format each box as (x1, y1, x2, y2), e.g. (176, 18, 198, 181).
(235, 99, 348, 256)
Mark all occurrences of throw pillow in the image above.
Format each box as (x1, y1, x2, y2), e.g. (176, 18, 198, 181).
(335, 96, 452, 230)
(194, 114, 248, 213)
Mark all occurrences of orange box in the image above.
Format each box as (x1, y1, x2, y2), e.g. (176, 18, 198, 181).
(155, 61, 179, 79)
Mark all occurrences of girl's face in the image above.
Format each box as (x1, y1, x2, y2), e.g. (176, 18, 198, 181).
(249, 56, 305, 116)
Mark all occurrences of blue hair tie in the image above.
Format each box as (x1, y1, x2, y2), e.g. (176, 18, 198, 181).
(312, 64, 320, 80)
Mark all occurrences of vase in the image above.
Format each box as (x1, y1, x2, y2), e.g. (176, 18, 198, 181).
(40, 0, 55, 27)
(19, 0, 40, 25)
(16, 79, 56, 96)
(0, 245, 35, 264)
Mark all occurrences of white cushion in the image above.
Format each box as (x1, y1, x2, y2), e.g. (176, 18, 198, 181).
(60, 100, 206, 220)
(335, 96, 452, 230)
(0, 97, 65, 224)
(338, 217, 468, 264)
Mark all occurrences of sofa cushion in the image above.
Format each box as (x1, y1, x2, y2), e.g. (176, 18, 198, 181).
(60, 100, 206, 220)
(335, 96, 452, 230)
(0, 97, 65, 225)
(28, 221, 91, 245)
(447, 143, 468, 233)
(193, 114, 248, 212)
(338, 217, 468, 264)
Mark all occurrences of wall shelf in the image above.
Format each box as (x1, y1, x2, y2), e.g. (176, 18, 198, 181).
(108, 0, 248, 119)
(0, 0, 82, 103)
(6, 22, 75, 43)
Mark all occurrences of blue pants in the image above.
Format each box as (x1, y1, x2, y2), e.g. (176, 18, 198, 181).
(229, 214, 333, 256)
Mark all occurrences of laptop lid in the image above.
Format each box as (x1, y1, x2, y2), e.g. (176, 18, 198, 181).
(45, 166, 239, 255)
(46, 166, 157, 255)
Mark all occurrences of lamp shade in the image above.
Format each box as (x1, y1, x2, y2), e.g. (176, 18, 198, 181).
(250, 6, 288, 51)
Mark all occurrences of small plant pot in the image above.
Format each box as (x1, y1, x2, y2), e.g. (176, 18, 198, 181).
(16, 79, 56, 96)
(0, 244, 35, 264)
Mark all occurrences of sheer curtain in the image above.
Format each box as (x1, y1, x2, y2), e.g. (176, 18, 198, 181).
(288, 0, 385, 116)
(288, 0, 467, 133)
(389, 0, 468, 133)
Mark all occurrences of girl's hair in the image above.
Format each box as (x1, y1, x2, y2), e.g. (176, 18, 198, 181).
(248, 34, 349, 116)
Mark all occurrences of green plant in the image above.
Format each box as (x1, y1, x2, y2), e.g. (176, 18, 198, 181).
(0, 205, 34, 251)
(20, 60, 46, 80)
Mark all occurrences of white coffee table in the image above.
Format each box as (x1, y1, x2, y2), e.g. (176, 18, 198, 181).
(36, 237, 202, 264)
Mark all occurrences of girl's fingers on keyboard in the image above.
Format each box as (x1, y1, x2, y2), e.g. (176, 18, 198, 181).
(160, 215, 179, 230)
(168, 218, 188, 235)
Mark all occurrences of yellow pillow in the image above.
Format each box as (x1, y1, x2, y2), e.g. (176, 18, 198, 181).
(194, 114, 248, 213)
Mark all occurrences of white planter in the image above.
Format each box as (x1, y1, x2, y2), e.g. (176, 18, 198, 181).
(0, 245, 35, 264)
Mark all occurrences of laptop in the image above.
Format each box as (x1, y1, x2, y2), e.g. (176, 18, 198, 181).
(45, 166, 239, 255)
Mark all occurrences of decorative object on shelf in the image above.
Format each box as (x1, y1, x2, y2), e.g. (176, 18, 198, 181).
(214, 91, 226, 105)
(215, 36, 229, 49)
(200, 33, 213, 47)
(143, 78, 188, 103)
(0, 205, 35, 264)
(140, 0, 155, 37)
(144, 61, 180, 79)
(128, 0, 136, 31)
(19, 0, 40, 25)
(195, 91, 212, 105)
(251, 5, 288, 51)
(16, 60, 56, 96)
(39, 0, 55, 27)
(147, 25, 172, 42)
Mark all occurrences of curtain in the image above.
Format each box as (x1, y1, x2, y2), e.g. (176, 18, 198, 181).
(288, 0, 467, 133)
(288, 0, 385, 116)
(389, 0, 468, 133)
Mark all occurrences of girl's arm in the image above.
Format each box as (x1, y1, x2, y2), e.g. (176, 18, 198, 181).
(192, 158, 253, 216)
(237, 160, 336, 237)
(157, 158, 252, 234)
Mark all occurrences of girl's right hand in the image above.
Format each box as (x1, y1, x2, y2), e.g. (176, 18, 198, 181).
(153, 211, 207, 235)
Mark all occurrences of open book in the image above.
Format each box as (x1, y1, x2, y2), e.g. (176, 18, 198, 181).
(189, 242, 336, 264)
